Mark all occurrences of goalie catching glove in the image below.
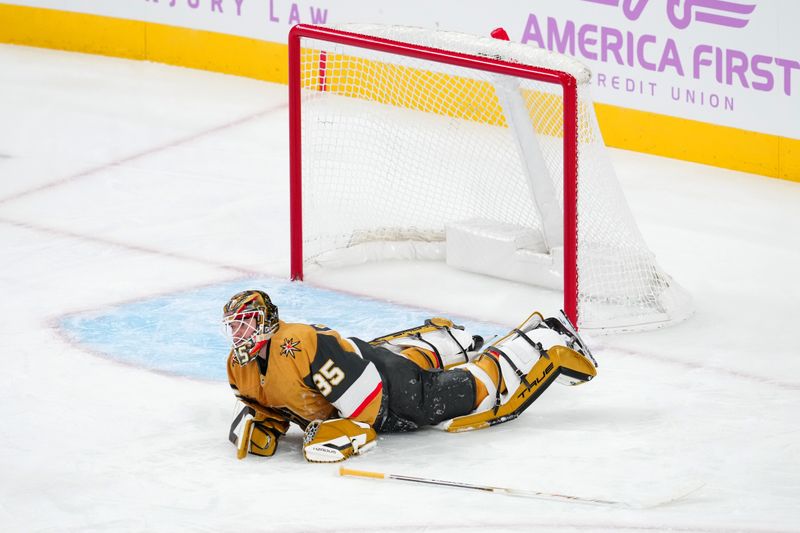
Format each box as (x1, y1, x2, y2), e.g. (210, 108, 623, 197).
(229, 401, 289, 459)
(303, 418, 377, 463)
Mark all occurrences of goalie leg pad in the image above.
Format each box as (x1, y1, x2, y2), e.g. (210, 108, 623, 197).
(442, 346, 596, 432)
(370, 317, 481, 369)
(303, 418, 377, 463)
(397, 346, 440, 370)
(439, 311, 598, 432)
(484, 327, 553, 394)
(441, 352, 560, 432)
(541, 311, 598, 368)
(463, 361, 498, 413)
(487, 314, 595, 391)
(549, 345, 597, 386)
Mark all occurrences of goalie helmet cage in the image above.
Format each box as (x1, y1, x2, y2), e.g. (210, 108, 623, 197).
(288, 24, 692, 333)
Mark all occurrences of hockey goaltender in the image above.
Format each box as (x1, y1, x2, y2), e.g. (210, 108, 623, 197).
(224, 290, 597, 463)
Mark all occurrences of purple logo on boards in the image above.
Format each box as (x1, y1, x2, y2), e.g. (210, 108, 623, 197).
(583, 0, 756, 30)
(142, 0, 330, 24)
(522, 0, 799, 112)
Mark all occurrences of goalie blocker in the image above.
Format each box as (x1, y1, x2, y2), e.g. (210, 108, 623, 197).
(303, 418, 377, 463)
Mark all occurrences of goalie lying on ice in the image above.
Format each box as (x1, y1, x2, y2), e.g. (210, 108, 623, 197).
(223, 290, 597, 463)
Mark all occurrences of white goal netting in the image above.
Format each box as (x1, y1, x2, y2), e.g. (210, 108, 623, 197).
(292, 24, 692, 332)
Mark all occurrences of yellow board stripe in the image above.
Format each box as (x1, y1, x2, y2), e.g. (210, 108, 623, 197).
(0, 4, 288, 82)
(596, 104, 800, 181)
(1, 4, 797, 182)
(0, 4, 147, 59)
(146, 24, 289, 84)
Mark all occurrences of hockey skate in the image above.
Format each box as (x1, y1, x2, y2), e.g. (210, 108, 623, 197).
(440, 311, 598, 433)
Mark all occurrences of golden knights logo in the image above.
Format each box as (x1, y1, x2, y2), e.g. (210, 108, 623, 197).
(280, 337, 301, 358)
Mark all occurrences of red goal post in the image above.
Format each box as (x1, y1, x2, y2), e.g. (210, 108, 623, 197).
(288, 24, 686, 329)
(289, 24, 579, 323)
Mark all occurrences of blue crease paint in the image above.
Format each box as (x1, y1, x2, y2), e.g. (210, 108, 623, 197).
(60, 279, 507, 381)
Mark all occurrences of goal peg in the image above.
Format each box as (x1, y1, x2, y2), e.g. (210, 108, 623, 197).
(490, 27, 510, 41)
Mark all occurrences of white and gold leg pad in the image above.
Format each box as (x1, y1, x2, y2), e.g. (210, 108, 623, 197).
(370, 317, 481, 369)
(440, 311, 598, 432)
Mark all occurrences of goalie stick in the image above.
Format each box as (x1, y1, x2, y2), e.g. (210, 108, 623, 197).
(339, 467, 704, 509)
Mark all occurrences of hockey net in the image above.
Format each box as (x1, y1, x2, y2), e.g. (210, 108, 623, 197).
(288, 24, 692, 332)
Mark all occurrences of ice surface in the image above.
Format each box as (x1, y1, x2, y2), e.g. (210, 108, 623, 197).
(0, 44, 798, 532)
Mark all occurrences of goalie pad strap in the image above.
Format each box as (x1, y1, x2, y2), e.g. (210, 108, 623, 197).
(415, 347, 438, 370)
(438, 322, 470, 364)
(369, 318, 475, 369)
(369, 317, 459, 344)
(411, 333, 444, 369)
(513, 328, 546, 356)
(489, 347, 529, 388)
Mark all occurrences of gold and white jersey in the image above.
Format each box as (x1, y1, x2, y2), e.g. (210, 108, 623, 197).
(227, 321, 384, 430)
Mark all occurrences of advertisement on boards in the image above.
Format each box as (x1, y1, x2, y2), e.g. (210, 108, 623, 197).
(3, 0, 798, 139)
(505, 1, 799, 140)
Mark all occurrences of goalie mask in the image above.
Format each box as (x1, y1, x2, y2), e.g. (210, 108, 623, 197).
(222, 290, 279, 366)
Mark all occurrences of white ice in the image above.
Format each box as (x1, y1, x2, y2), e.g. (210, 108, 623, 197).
(1, 44, 798, 532)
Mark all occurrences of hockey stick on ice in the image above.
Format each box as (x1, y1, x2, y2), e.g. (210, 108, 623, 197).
(340, 467, 622, 507)
(339, 467, 704, 509)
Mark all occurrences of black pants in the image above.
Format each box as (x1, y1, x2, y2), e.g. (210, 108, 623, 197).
(351, 338, 476, 432)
